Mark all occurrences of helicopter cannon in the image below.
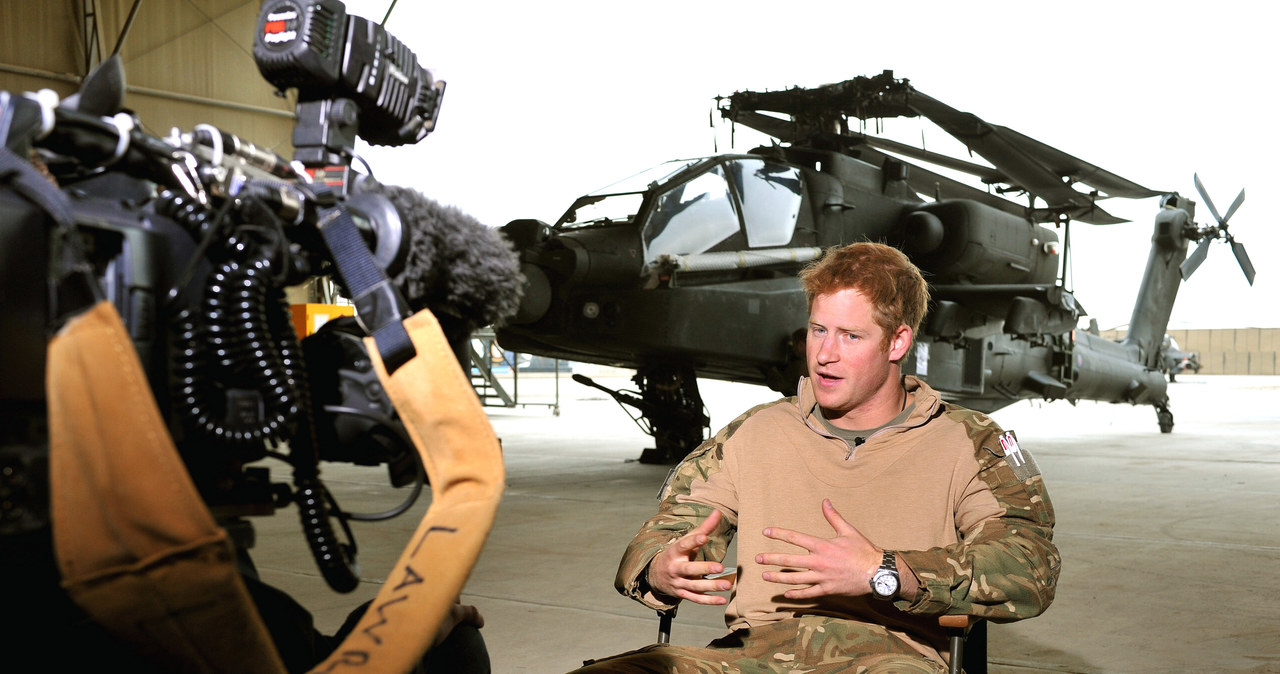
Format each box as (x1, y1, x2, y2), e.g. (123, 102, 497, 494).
(497, 72, 1253, 462)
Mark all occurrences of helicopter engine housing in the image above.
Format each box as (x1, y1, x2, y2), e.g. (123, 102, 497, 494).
(899, 200, 1059, 285)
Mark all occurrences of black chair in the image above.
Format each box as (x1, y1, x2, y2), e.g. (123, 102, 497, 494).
(657, 604, 985, 674)
(938, 614, 986, 674)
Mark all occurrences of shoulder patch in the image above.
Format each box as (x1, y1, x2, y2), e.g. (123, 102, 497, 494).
(990, 430, 1041, 482)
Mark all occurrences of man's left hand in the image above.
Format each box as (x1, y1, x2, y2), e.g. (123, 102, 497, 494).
(756, 499, 881, 600)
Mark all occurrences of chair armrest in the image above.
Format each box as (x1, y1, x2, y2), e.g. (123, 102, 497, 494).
(938, 615, 983, 674)
(938, 614, 978, 629)
(655, 568, 738, 644)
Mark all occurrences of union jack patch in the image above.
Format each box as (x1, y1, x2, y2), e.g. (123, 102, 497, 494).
(997, 431, 1040, 481)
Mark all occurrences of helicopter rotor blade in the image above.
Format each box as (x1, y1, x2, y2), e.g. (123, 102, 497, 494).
(1193, 173, 1224, 224)
(1231, 240, 1256, 286)
(1187, 174, 1252, 284)
(1180, 238, 1212, 280)
(1221, 187, 1246, 224)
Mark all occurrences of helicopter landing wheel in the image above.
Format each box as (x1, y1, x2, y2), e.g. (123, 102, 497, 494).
(1155, 402, 1174, 434)
(635, 366, 710, 465)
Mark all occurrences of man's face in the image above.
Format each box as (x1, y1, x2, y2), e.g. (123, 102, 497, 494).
(805, 288, 911, 429)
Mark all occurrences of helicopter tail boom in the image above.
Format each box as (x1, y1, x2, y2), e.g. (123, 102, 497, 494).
(1066, 331, 1169, 405)
(1124, 201, 1194, 369)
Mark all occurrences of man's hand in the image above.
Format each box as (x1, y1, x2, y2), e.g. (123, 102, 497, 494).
(757, 499, 902, 600)
(646, 509, 732, 605)
(433, 602, 484, 647)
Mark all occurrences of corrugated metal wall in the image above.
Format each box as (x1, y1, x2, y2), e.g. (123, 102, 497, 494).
(0, 0, 295, 156)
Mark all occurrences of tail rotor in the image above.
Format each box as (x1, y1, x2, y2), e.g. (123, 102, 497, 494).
(1180, 173, 1255, 285)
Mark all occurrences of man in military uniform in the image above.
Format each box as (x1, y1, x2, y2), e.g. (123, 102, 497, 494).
(571, 242, 1060, 673)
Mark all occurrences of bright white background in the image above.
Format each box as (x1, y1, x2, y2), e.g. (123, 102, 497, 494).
(343, 0, 1277, 331)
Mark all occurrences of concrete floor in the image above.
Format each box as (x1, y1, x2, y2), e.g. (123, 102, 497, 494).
(251, 371, 1280, 673)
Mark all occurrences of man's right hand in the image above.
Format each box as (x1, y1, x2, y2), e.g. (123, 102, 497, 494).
(646, 509, 731, 605)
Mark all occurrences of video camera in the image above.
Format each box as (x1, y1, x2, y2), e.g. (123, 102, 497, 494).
(0, 0, 449, 593)
(255, 0, 445, 174)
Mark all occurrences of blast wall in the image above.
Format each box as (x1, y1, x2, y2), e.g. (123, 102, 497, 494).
(1099, 328, 1279, 375)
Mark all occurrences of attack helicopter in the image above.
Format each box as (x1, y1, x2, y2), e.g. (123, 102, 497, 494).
(495, 71, 1254, 463)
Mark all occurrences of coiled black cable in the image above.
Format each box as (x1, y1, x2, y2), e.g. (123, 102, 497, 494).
(172, 253, 301, 450)
(294, 477, 360, 592)
(155, 190, 214, 240)
(165, 188, 363, 592)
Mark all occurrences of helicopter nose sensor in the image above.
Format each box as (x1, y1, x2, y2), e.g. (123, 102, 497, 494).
(510, 262, 552, 324)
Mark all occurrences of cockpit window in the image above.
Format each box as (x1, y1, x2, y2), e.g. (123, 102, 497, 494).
(727, 159, 803, 247)
(643, 165, 739, 260)
(591, 158, 701, 196)
(557, 155, 805, 259)
(557, 193, 644, 229)
(641, 158, 804, 262)
(556, 159, 702, 230)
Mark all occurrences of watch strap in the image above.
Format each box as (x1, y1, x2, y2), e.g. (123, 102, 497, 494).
(870, 549, 899, 600)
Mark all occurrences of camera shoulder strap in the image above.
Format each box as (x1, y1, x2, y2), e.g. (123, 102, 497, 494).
(48, 300, 288, 673)
(314, 307, 505, 672)
(48, 300, 504, 672)
(316, 203, 416, 374)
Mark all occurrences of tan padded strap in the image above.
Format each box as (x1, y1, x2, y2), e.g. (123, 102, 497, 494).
(48, 300, 287, 673)
(48, 301, 505, 673)
(312, 309, 505, 672)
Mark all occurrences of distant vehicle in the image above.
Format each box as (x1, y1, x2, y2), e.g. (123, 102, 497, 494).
(1162, 335, 1201, 382)
(496, 72, 1254, 462)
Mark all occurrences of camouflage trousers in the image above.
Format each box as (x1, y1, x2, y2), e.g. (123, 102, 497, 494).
(570, 616, 947, 674)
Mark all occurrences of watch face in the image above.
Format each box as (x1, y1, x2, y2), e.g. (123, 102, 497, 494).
(873, 571, 899, 597)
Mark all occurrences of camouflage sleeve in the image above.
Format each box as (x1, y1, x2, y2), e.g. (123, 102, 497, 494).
(613, 417, 743, 611)
(895, 415, 1061, 622)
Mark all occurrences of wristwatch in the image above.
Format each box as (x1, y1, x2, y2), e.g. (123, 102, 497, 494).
(869, 550, 900, 600)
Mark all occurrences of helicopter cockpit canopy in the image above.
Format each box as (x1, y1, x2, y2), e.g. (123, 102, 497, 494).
(555, 156, 804, 265)
(555, 158, 700, 230)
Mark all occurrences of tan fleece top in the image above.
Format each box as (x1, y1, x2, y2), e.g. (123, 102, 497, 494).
(616, 375, 1066, 661)
(687, 376, 1001, 642)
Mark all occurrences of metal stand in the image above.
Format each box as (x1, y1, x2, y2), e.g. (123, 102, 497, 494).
(468, 327, 560, 415)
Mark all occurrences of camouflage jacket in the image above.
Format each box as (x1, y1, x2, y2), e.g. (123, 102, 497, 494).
(614, 375, 1060, 653)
